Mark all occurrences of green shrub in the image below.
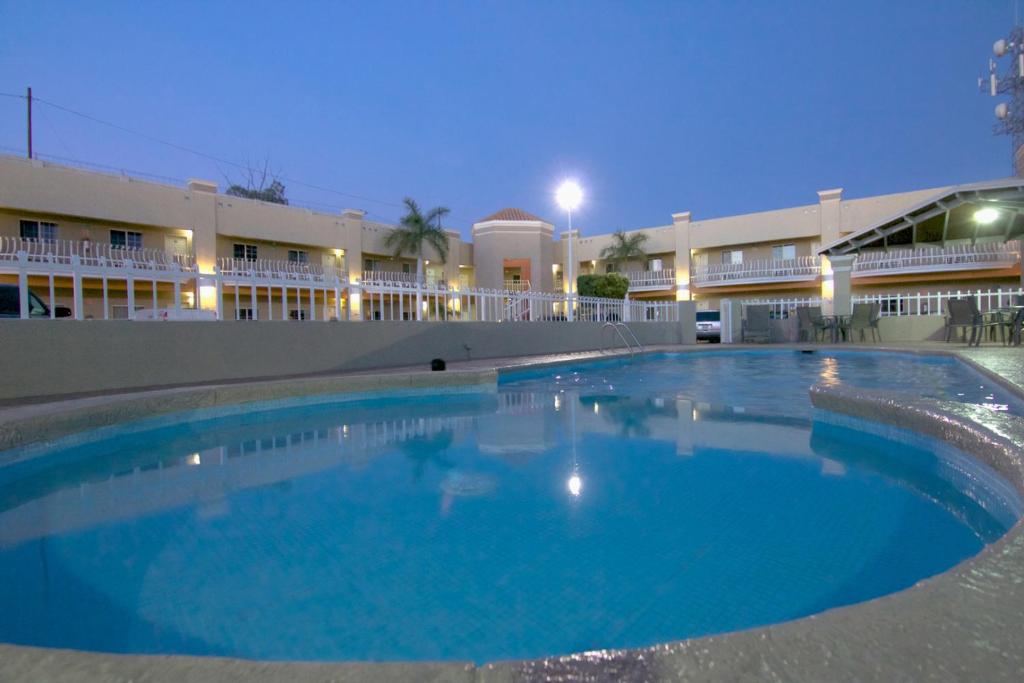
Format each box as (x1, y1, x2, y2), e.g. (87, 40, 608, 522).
(576, 272, 629, 299)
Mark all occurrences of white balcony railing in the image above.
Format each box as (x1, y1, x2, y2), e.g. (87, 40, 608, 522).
(362, 270, 421, 285)
(362, 270, 451, 288)
(852, 241, 1021, 278)
(503, 279, 531, 292)
(622, 269, 675, 290)
(219, 258, 339, 284)
(0, 236, 196, 272)
(0, 237, 199, 320)
(691, 256, 821, 287)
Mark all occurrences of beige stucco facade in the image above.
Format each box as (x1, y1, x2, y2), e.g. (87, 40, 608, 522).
(1, 154, 1021, 319)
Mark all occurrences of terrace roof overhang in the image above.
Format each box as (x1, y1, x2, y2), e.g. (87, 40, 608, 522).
(821, 178, 1024, 257)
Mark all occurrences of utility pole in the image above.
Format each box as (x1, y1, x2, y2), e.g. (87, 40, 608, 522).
(26, 87, 33, 160)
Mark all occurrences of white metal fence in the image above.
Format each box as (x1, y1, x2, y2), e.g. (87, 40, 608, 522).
(0, 237, 197, 320)
(739, 296, 823, 319)
(358, 282, 679, 323)
(0, 239, 679, 324)
(739, 288, 1024, 320)
(852, 287, 1024, 317)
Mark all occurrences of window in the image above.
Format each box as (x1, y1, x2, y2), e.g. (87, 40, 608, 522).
(880, 298, 905, 316)
(772, 244, 796, 260)
(111, 230, 143, 250)
(233, 243, 258, 261)
(236, 308, 255, 320)
(605, 262, 618, 274)
(647, 258, 663, 272)
(402, 263, 411, 274)
(288, 250, 308, 264)
(364, 258, 375, 271)
(20, 220, 58, 241)
(289, 309, 308, 321)
(722, 250, 743, 265)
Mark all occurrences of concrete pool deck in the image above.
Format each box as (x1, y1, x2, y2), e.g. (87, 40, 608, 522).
(1, 342, 1023, 681)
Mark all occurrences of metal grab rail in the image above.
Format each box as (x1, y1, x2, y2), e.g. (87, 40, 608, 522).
(600, 321, 643, 356)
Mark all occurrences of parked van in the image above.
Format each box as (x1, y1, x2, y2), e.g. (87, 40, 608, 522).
(0, 284, 73, 318)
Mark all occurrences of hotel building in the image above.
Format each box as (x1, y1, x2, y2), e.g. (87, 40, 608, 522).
(1, 153, 1022, 324)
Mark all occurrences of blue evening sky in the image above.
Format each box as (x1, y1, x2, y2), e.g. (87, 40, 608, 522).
(0, 1, 1017, 238)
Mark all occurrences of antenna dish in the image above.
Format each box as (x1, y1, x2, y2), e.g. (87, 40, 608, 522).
(995, 39, 1009, 57)
(997, 102, 1011, 119)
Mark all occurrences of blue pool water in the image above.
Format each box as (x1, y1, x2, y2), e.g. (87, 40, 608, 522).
(0, 350, 1020, 663)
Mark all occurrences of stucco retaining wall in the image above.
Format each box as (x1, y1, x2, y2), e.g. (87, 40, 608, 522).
(0, 320, 681, 402)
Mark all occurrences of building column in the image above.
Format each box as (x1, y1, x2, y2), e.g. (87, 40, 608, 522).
(828, 254, 856, 316)
(342, 208, 365, 320)
(672, 212, 691, 301)
(186, 179, 220, 315)
(817, 188, 844, 248)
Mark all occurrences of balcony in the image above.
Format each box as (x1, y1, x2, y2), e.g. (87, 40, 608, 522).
(691, 256, 820, 287)
(0, 236, 196, 274)
(504, 279, 531, 292)
(852, 241, 1021, 278)
(361, 270, 450, 288)
(622, 269, 675, 292)
(219, 258, 340, 284)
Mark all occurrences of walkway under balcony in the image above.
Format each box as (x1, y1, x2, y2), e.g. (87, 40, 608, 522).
(691, 256, 820, 287)
(852, 241, 1021, 278)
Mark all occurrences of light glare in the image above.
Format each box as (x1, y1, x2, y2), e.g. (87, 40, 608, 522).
(567, 474, 582, 497)
(974, 207, 1000, 224)
(556, 180, 583, 211)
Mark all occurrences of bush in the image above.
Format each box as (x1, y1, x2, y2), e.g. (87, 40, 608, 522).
(576, 272, 629, 299)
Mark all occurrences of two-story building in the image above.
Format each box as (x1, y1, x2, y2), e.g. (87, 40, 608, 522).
(1, 153, 1021, 323)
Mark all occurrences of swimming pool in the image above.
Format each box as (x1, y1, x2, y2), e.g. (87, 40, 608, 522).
(0, 350, 1019, 663)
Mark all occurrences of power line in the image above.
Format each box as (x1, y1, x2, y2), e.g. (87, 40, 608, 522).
(2, 90, 479, 226)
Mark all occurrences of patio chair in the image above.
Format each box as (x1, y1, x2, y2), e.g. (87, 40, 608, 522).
(1000, 306, 1024, 346)
(741, 305, 773, 343)
(844, 303, 881, 342)
(945, 298, 1001, 346)
(796, 306, 830, 342)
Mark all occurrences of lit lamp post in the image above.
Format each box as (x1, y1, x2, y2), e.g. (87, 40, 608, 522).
(556, 180, 583, 321)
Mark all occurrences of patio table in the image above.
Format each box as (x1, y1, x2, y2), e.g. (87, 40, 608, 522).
(822, 315, 849, 343)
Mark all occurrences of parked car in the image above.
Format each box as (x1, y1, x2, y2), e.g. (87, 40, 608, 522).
(0, 284, 73, 318)
(696, 310, 721, 342)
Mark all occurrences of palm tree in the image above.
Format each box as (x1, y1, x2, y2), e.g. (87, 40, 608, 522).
(599, 230, 648, 271)
(384, 198, 450, 320)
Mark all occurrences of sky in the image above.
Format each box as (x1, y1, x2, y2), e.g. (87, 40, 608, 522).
(0, 1, 1019, 238)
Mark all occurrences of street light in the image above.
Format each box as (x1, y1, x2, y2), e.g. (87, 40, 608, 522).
(556, 180, 583, 321)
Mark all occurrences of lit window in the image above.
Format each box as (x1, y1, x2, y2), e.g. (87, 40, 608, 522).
(233, 244, 258, 261)
(110, 230, 143, 249)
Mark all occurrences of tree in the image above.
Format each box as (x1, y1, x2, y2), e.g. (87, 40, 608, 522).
(225, 159, 289, 205)
(599, 230, 648, 270)
(384, 198, 450, 320)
